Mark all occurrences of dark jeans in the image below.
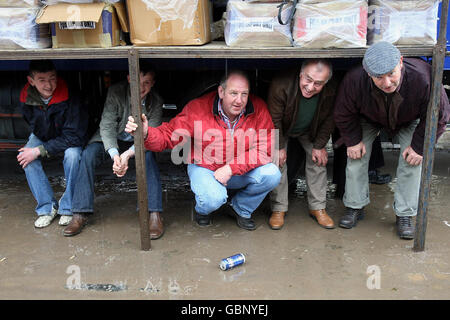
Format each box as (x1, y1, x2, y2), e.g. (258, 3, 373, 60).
(71, 142, 162, 213)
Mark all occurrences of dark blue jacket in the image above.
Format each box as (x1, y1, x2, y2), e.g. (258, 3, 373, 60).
(20, 78, 88, 156)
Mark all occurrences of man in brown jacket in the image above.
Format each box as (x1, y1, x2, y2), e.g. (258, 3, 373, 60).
(267, 59, 337, 230)
(334, 41, 450, 239)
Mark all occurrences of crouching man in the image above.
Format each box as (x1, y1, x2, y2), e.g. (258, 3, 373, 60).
(126, 70, 281, 230)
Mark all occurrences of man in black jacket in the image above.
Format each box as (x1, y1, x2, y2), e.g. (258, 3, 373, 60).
(17, 60, 88, 229)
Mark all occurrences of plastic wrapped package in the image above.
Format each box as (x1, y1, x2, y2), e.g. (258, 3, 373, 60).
(41, 0, 96, 4)
(0, 7, 51, 49)
(0, 0, 43, 6)
(225, 0, 294, 47)
(367, 0, 439, 45)
(292, 0, 368, 48)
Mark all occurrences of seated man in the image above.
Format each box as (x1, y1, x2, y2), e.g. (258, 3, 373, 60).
(126, 70, 281, 230)
(334, 41, 450, 239)
(18, 60, 88, 229)
(64, 63, 164, 238)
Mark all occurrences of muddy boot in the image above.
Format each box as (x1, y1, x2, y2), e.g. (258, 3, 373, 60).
(339, 207, 365, 229)
(149, 212, 164, 239)
(396, 216, 414, 240)
(195, 211, 212, 227)
(63, 213, 88, 237)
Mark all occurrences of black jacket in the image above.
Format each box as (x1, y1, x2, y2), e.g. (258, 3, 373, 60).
(20, 77, 88, 156)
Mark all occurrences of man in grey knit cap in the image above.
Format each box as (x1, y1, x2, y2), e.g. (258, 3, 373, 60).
(333, 41, 450, 239)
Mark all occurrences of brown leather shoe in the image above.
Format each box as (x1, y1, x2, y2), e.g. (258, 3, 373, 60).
(309, 209, 335, 229)
(149, 212, 164, 240)
(269, 211, 286, 230)
(63, 213, 88, 237)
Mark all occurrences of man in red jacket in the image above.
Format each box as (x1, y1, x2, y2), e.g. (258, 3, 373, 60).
(334, 41, 450, 239)
(126, 70, 281, 230)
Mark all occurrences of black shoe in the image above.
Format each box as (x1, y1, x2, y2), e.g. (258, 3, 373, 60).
(339, 207, 365, 229)
(396, 216, 414, 240)
(227, 207, 256, 231)
(195, 211, 212, 226)
(369, 170, 392, 185)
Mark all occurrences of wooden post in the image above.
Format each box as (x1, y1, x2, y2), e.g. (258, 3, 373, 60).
(413, 0, 449, 251)
(128, 48, 151, 251)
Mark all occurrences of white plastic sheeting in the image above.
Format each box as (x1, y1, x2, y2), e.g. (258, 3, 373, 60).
(367, 0, 439, 45)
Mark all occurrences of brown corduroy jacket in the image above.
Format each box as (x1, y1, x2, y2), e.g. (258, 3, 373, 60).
(267, 68, 338, 150)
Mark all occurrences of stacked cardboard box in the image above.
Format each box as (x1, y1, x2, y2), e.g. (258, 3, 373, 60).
(0, 0, 51, 49)
(367, 0, 439, 45)
(292, 0, 368, 48)
(126, 0, 211, 46)
(224, 0, 294, 47)
(35, 2, 128, 48)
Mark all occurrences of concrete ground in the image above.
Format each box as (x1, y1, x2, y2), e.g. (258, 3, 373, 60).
(0, 143, 449, 300)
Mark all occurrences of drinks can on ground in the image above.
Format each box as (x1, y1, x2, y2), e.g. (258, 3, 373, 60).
(219, 253, 246, 271)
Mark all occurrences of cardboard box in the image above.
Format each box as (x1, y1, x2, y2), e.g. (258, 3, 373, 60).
(127, 0, 211, 46)
(224, 0, 293, 47)
(36, 2, 127, 48)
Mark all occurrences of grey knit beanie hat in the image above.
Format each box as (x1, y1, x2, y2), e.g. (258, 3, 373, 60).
(362, 41, 401, 77)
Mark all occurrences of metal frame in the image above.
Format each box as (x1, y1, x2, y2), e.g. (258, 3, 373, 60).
(1, 1, 447, 250)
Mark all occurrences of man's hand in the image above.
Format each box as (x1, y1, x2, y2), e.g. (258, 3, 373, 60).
(17, 147, 40, 169)
(214, 165, 233, 186)
(125, 114, 148, 138)
(312, 148, 328, 167)
(402, 146, 423, 166)
(113, 149, 134, 177)
(276, 148, 287, 168)
(347, 141, 366, 160)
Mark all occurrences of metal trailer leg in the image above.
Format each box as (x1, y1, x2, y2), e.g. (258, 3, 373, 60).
(128, 48, 151, 251)
(413, 0, 449, 251)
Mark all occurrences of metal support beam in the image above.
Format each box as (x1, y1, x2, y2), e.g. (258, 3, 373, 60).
(128, 48, 151, 251)
(413, 0, 449, 251)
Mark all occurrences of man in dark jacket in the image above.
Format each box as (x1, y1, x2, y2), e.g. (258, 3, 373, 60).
(17, 60, 88, 229)
(334, 41, 450, 239)
(64, 63, 164, 238)
(267, 59, 337, 230)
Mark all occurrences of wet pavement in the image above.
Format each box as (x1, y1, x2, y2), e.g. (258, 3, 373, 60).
(0, 146, 449, 300)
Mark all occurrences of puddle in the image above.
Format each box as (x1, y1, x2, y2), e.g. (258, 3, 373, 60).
(65, 283, 127, 292)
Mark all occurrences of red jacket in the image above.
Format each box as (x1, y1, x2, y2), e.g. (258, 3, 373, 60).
(145, 91, 275, 175)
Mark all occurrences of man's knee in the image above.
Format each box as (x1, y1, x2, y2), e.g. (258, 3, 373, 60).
(64, 147, 81, 164)
(257, 163, 282, 190)
(195, 188, 227, 213)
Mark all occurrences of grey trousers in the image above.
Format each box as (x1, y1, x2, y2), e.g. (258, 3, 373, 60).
(270, 132, 328, 212)
(343, 119, 421, 217)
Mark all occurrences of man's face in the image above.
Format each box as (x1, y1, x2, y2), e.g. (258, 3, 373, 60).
(218, 74, 249, 121)
(299, 64, 330, 99)
(370, 57, 403, 94)
(128, 72, 155, 99)
(27, 70, 57, 99)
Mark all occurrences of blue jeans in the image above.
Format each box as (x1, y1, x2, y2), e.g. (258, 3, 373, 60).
(71, 142, 163, 213)
(188, 163, 281, 218)
(23, 133, 82, 216)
